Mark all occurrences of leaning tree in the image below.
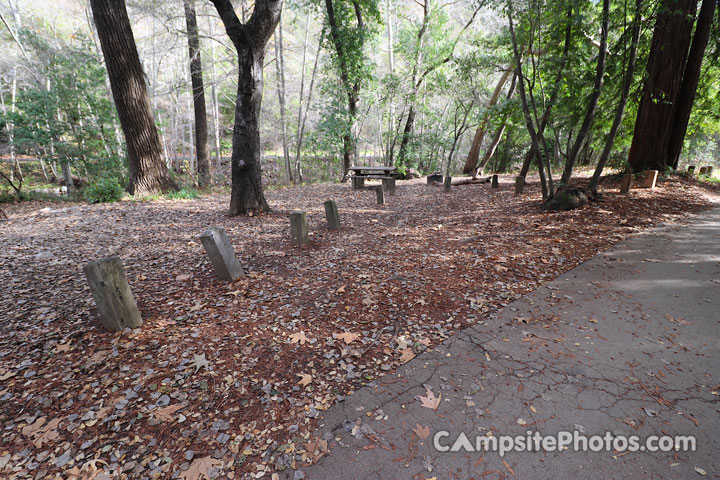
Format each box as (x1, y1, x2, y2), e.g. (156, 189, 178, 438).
(89, 0, 177, 195)
(209, 0, 282, 215)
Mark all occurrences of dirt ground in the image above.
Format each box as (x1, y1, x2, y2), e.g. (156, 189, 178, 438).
(0, 174, 717, 479)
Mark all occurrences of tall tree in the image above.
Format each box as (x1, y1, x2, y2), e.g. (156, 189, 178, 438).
(89, 0, 177, 195)
(559, 0, 610, 184)
(273, 15, 293, 184)
(324, 0, 374, 181)
(209, 0, 282, 215)
(589, 0, 643, 191)
(627, 0, 697, 172)
(184, 0, 211, 187)
(666, 0, 717, 169)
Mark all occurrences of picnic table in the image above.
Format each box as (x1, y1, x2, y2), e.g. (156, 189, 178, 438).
(349, 166, 398, 191)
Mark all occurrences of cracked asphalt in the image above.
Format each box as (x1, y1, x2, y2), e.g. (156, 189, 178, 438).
(284, 206, 720, 479)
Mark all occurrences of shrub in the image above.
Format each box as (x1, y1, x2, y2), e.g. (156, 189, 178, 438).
(84, 177, 125, 203)
(165, 188, 199, 200)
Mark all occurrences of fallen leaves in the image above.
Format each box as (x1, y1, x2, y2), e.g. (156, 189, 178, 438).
(179, 457, 223, 480)
(399, 348, 416, 363)
(297, 373, 313, 387)
(154, 404, 184, 422)
(418, 387, 441, 410)
(21, 417, 61, 448)
(190, 353, 210, 373)
(289, 331, 311, 345)
(333, 331, 360, 344)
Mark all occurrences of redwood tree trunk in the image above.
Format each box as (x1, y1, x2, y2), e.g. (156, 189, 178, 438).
(666, 0, 716, 169)
(627, 0, 697, 172)
(90, 0, 176, 195)
(184, 0, 211, 187)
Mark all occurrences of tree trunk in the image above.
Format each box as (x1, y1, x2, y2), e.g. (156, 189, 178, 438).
(589, 0, 642, 191)
(90, 0, 176, 195)
(666, 0, 716, 169)
(273, 16, 293, 184)
(478, 72, 517, 173)
(627, 0, 697, 173)
(462, 66, 514, 175)
(295, 28, 323, 184)
(507, 0, 549, 200)
(184, 0, 211, 187)
(560, 0, 609, 184)
(210, 0, 282, 215)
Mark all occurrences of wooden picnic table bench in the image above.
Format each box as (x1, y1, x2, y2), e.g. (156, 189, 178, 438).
(349, 166, 398, 193)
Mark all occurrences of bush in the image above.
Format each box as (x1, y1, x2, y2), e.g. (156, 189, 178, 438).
(84, 178, 125, 203)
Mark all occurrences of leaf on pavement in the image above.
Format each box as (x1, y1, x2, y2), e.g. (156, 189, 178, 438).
(413, 423, 430, 439)
(418, 388, 441, 410)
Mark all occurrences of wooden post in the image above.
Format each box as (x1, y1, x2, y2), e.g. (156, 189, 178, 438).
(352, 176, 365, 189)
(619, 173, 633, 194)
(382, 177, 396, 195)
(639, 170, 658, 188)
(514, 176, 524, 194)
(491, 174, 499, 189)
(699, 166, 708, 175)
(83, 256, 142, 332)
(289, 211, 309, 245)
(324, 199, 340, 230)
(706, 166, 714, 176)
(444, 176, 452, 192)
(375, 186, 385, 205)
(687, 165, 696, 173)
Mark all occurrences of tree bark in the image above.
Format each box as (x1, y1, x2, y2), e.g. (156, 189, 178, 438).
(90, 0, 176, 195)
(184, 0, 211, 187)
(589, 0, 643, 191)
(210, 0, 282, 215)
(478, 72, 517, 173)
(666, 0, 716, 169)
(627, 0, 697, 173)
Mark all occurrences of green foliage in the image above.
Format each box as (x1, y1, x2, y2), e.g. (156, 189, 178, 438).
(165, 188, 200, 200)
(84, 177, 125, 203)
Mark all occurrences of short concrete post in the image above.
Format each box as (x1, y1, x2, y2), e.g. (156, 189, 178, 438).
(382, 177, 396, 195)
(83, 256, 142, 332)
(514, 176, 524, 194)
(352, 176, 365, 190)
(444, 176, 452, 192)
(289, 211, 309, 246)
(199, 227, 244, 281)
(687, 165, 696, 173)
(324, 199, 340, 231)
(491, 174, 499, 189)
(375, 186, 385, 205)
(699, 166, 708, 175)
(620, 173, 633, 194)
(707, 166, 714, 176)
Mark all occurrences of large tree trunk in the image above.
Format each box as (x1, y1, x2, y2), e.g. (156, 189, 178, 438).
(184, 0, 211, 187)
(627, 0, 697, 173)
(589, 0, 643, 191)
(666, 0, 716, 169)
(90, 0, 176, 196)
(210, 0, 281, 215)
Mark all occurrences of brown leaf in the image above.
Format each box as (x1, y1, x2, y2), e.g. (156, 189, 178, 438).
(418, 388, 441, 410)
(412, 423, 430, 439)
(154, 404, 183, 422)
(333, 332, 360, 344)
(179, 456, 223, 480)
(289, 331, 311, 345)
(399, 348, 416, 363)
(297, 373, 313, 387)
